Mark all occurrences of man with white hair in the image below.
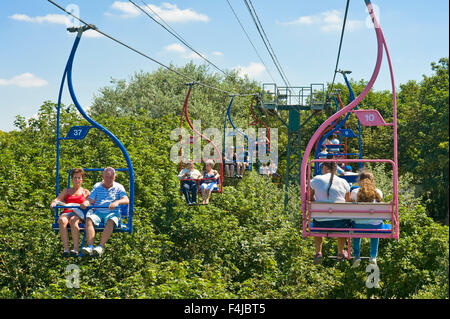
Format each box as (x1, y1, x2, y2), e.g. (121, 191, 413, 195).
(80, 167, 129, 256)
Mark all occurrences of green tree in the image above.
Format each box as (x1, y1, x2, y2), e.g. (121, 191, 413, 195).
(0, 59, 448, 299)
(398, 58, 449, 222)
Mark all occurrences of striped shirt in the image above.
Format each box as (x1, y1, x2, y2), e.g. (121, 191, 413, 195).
(88, 181, 127, 214)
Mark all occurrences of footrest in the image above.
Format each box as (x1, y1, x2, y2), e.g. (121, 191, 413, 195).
(52, 222, 129, 233)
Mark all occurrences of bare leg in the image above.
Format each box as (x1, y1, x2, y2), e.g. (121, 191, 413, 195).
(201, 187, 206, 204)
(225, 165, 231, 177)
(337, 237, 347, 255)
(85, 217, 96, 246)
(99, 220, 115, 247)
(205, 189, 211, 204)
(69, 216, 81, 251)
(314, 237, 323, 254)
(58, 216, 70, 251)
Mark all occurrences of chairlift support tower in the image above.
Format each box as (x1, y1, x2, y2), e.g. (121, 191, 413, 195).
(261, 83, 327, 211)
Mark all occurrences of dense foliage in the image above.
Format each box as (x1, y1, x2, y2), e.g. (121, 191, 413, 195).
(0, 60, 448, 299)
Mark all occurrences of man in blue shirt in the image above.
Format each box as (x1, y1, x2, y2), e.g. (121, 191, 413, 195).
(80, 167, 129, 256)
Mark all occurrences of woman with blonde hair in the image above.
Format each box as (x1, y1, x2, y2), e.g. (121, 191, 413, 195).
(350, 170, 384, 267)
(200, 160, 220, 205)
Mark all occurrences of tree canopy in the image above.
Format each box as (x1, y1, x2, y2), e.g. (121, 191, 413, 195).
(0, 58, 448, 299)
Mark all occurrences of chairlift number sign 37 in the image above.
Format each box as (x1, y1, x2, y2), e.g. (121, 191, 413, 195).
(65, 126, 92, 140)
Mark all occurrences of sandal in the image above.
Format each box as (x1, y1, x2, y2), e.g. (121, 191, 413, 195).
(337, 250, 348, 261)
(313, 253, 323, 265)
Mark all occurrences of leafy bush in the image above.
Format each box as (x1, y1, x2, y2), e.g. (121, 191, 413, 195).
(0, 61, 448, 299)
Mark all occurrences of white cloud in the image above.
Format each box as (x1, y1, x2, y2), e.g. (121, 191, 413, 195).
(323, 10, 341, 25)
(164, 43, 186, 54)
(281, 15, 314, 26)
(163, 43, 205, 60)
(82, 29, 103, 38)
(10, 12, 103, 39)
(0, 73, 48, 88)
(109, 1, 209, 23)
(110, 1, 141, 18)
(212, 51, 223, 57)
(9, 13, 70, 25)
(234, 62, 266, 79)
(347, 20, 365, 31)
(146, 2, 209, 23)
(186, 52, 204, 60)
(279, 9, 364, 33)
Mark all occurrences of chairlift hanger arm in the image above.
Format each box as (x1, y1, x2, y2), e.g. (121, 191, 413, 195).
(339, 71, 364, 165)
(301, 0, 399, 239)
(226, 97, 249, 142)
(55, 26, 135, 233)
(181, 84, 224, 192)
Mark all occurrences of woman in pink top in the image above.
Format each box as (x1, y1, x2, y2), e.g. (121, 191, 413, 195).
(50, 168, 90, 257)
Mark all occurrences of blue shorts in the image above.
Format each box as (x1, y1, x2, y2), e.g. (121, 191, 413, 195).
(86, 209, 121, 228)
(200, 182, 218, 192)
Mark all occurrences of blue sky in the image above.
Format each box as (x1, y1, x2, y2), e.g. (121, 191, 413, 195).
(0, 0, 448, 131)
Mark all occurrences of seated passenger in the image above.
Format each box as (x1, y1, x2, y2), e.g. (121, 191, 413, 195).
(318, 154, 345, 175)
(255, 136, 270, 154)
(336, 162, 345, 175)
(200, 160, 220, 205)
(50, 168, 90, 257)
(235, 146, 249, 178)
(350, 170, 384, 268)
(224, 146, 236, 178)
(343, 165, 359, 184)
(318, 146, 328, 159)
(310, 162, 351, 264)
(259, 162, 270, 176)
(329, 135, 341, 153)
(268, 161, 278, 177)
(178, 160, 202, 205)
(80, 167, 129, 257)
(321, 137, 331, 147)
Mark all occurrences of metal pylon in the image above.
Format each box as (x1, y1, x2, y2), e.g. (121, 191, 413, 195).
(261, 83, 325, 212)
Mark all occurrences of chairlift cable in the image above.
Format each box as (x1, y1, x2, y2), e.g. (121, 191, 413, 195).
(47, 0, 255, 97)
(225, 0, 277, 83)
(129, 0, 228, 77)
(326, 0, 351, 102)
(242, 0, 291, 89)
(247, 0, 292, 87)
